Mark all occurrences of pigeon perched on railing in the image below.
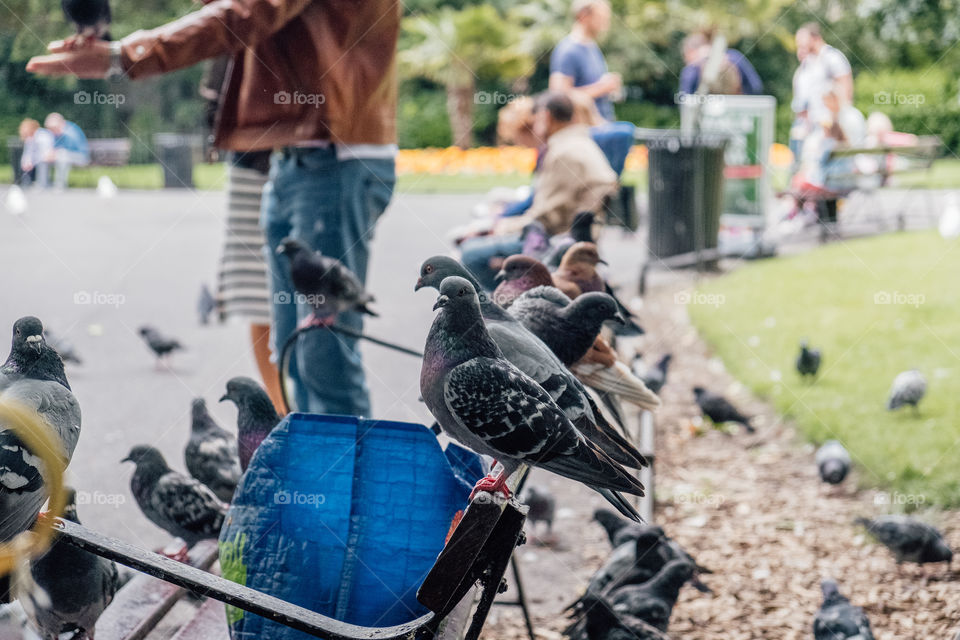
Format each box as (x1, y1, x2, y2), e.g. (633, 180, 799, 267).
(632, 354, 671, 395)
(19, 488, 120, 640)
(813, 580, 875, 640)
(855, 515, 952, 566)
(693, 387, 754, 433)
(886, 369, 926, 413)
(796, 340, 822, 379)
(493, 255, 570, 307)
(543, 212, 596, 269)
(123, 445, 227, 561)
(554, 242, 643, 337)
(416, 257, 647, 471)
(816, 440, 851, 485)
(138, 326, 183, 368)
(275, 237, 376, 328)
(42, 328, 82, 366)
(184, 398, 240, 502)
(420, 276, 645, 521)
(220, 377, 282, 472)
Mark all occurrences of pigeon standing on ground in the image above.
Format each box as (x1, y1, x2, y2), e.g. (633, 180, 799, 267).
(578, 591, 671, 640)
(61, 0, 111, 44)
(184, 398, 240, 502)
(813, 579, 875, 640)
(123, 445, 227, 560)
(42, 328, 82, 366)
(220, 377, 282, 471)
(275, 237, 376, 328)
(416, 257, 647, 471)
(522, 485, 556, 535)
(19, 488, 120, 640)
(420, 276, 645, 521)
(855, 515, 952, 566)
(632, 354, 672, 395)
(886, 369, 926, 413)
(197, 283, 217, 325)
(796, 340, 822, 379)
(692, 387, 754, 433)
(138, 326, 183, 368)
(543, 212, 595, 269)
(816, 440, 851, 485)
(606, 559, 695, 631)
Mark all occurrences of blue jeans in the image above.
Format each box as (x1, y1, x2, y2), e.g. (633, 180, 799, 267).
(262, 147, 395, 417)
(460, 234, 524, 291)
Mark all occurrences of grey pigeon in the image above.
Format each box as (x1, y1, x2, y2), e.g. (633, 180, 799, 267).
(813, 579, 874, 640)
(416, 256, 647, 471)
(578, 591, 671, 640)
(509, 286, 625, 366)
(420, 276, 645, 521)
(886, 369, 926, 413)
(197, 283, 217, 325)
(633, 354, 671, 395)
(855, 515, 952, 566)
(62, 0, 111, 41)
(796, 340, 821, 379)
(522, 485, 556, 534)
(606, 559, 695, 631)
(43, 328, 82, 365)
(19, 488, 120, 640)
(220, 377, 282, 472)
(138, 325, 183, 366)
(276, 237, 376, 327)
(0, 317, 82, 600)
(816, 440, 851, 485)
(184, 398, 240, 502)
(123, 445, 227, 555)
(544, 212, 596, 268)
(692, 387, 754, 433)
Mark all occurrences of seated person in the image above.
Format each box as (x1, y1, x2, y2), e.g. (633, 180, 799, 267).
(460, 92, 617, 290)
(18, 118, 55, 188)
(44, 112, 90, 190)
(793, 89, 865, 196)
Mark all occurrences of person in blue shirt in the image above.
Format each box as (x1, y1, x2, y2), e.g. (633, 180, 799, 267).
(678, 32, 763, 96)
(43, 113, 90, 189)
(549, 0, 620, 121)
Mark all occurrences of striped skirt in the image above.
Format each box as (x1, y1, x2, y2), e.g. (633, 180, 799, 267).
(216, 164, 271, 323)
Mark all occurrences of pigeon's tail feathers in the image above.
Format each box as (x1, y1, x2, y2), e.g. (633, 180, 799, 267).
(538, 440, 645, 497)
(691, 576, 713, 593)
(358, 302, 379, 317)
(854, 516, 873, 529)
(596, 488, 643, 523)
(573, 361, 661, 411)
(574, 415, 648, 470)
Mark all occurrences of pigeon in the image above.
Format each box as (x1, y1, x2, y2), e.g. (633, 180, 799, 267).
(510, 287, 624, 367)
(420, 276, 645, 521)
(220, 376, 282, 472)
(493, 254, 569, 307)
(61, 0, 111, 43)
(0, 317, 82, 601)
(42, 328, 82, 366)
(855, 515, 952, 566)
(796, 340, 822, 379)
(123, 445, 227, 559)
(275, 237, 376, 327)
(692, 387, 754, 433)
(633, 354, 671, 395)
(577, 591, 671, 640)
(543, 212, 596, 269)
(416, 257, 647, 471)
(553, 242, 607, 294)
(197, 283, 217, 325)
(816, 440, 851, 485)
(607, 559, 695, 631)
(138, 325, 183, 367)
(19, 488, 120, 640)
(184, 398, 241, 502)
(522, 485, 556, 534)
(886, 369, 926, 413)
(813, 579, 875, 640)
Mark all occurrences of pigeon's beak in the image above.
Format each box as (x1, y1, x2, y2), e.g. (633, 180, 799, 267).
(597, 257, 608, 266)
(121, 456, 131, 463)
(25, 334, 43, 353)
(432, 295, 449, 311)
(414, 277, 424, 292)
(219, 394, 230, 403)
(275, 245, 286, 256)
(612, 312, 626, 325)
(494, 269, 507, 282)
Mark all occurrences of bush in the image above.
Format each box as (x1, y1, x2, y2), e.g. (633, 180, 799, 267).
(398, 85, 452, 149)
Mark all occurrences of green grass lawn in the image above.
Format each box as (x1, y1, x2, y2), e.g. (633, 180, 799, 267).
(689, 231, 960, 507)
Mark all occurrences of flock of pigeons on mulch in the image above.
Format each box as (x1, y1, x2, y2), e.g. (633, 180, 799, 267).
(0, 217, 953, 639)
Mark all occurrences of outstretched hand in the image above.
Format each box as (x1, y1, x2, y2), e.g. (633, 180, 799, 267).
(26, 40, 111, 78)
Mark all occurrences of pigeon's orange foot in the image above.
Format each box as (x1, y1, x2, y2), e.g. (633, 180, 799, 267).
(297, 313, 336, 330)
(469, 474, 511, 502)
(36, 511, 55, 526)
(157, 543, 189, 563)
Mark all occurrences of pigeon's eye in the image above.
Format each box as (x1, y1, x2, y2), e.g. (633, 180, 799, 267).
(425, 265, 434, 274)
(459, 288, 468, 297)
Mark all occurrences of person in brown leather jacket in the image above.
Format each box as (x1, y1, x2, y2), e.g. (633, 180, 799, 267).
(28, 0, 401, 417)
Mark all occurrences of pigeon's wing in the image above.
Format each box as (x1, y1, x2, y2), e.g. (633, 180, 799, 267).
(515, 285, 572, 308)
(324, 258, 368, 301)
(443, 358, 642, 494)
(186, 436, 241, 488)
(487, 322, 568, 401)
(149, 474, 225, 538)
(1, 379, 82, 465)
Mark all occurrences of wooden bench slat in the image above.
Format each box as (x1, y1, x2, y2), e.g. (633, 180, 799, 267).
(170, 598, 231, 640)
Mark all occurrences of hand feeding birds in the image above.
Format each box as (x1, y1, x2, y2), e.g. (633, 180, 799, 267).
(275, 237, 376, 329)
(419, 275, 645, 521)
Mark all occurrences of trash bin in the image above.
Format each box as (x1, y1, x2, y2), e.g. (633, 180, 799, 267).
(646, 134, 727, 259)
(153, 133, 194, 188)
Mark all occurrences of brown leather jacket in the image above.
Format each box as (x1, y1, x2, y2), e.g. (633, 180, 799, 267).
(120, 0, 400, 150)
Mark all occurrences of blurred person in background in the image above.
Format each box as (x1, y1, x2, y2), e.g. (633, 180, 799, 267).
(549, 0, 620, 121)
(678, 31, 763, 96)
(44, 113, 90, 190)
(18, 118, 55, 188)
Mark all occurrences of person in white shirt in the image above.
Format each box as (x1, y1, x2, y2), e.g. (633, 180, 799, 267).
(18, 118, 55, 188)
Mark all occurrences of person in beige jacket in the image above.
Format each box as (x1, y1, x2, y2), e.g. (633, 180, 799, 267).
(462, 92, 617, 289)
